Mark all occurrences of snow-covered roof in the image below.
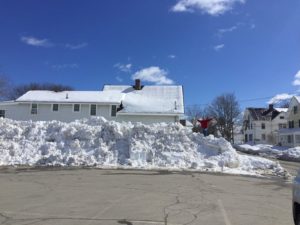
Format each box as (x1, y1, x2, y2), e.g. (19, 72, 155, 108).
(294, 96, 300, 103)
(103, 85, 184, 114)
(275, 108, 288, 112)
(16, 90, 124, 104)
(14, 85, 184, 115)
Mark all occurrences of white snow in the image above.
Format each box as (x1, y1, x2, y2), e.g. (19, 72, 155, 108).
(0, 117, 287, 177)
(236, 144, 300, 162)
(103, 85, 184, 114)
(16, 90, 124, 104)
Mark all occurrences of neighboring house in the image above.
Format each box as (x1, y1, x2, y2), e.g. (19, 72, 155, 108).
(279, 96, 300, 147)
(242, 105, 288, 145)
(0, 79, 184, 124)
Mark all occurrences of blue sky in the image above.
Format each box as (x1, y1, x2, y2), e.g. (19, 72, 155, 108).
(0, 0, 300, 109)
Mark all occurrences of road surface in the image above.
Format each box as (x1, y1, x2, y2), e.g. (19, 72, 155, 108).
(0, 167, 294, 225)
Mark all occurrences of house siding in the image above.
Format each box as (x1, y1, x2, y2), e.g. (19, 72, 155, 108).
(0, 103, 179, 124)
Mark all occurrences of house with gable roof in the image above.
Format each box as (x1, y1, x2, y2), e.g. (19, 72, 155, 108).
(242, 104, 288, 144)
(0, 79, 184, 124)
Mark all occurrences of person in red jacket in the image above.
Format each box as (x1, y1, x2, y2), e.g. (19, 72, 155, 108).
(197, 117, 213, 136)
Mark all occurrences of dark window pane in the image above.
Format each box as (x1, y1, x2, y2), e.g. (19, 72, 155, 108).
(53, 104, 58, 111)
(74, 104, 80, 112)
(31, 104, 37, 114)
(0, 110, 5, 118)
(90, 104, 96, 116)
(111, 105, 117, 117)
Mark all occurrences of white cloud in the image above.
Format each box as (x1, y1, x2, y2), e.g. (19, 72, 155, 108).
(116, 76, 123, 82)
(217, 25, 237, 37)
(214, 44, 225, 51)
(65, 42, 88, 50)
(114, 63, 132, 73)
(168, 54, 176, 59)
(292, 70, 300, 86)
(132, 66, 174, 85)
(171, 0, 245, 16)
(267, 93, 293, 104)
(21, 36, 54, 47)
(51, 64, 78, 70)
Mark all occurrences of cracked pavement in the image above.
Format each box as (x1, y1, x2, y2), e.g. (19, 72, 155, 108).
(0, 168, 295, 225)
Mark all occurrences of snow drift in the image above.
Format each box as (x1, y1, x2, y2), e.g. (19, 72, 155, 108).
(236, 144, 300, 162)
(0, 117, 286, 176)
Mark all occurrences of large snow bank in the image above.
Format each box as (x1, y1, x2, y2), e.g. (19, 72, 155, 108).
(0, 118, 286, 177)
(236, 144, 300, 162)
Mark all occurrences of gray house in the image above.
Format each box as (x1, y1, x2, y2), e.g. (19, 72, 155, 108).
(0, 80, 184, 124)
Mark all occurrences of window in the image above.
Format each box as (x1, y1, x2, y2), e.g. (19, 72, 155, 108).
(279, 124, 287, 129)
(90, 104, 96, 116)
(111, 105, 117, 117)
(52, 104, 59, 112)
(74, 104, 80, 112)
(288, 135, 293, 144)
(250, 123, 253, 129)
(0, 110, 5, 118)
(249, 134, 253, 142)
(294, 106, 298, 114)
(261, 134, 266, 141)
(31, 104, 37, 114)
(289, 121, 294, 129)
(280, 116, 284, 119)
(261, 123, 265, 129)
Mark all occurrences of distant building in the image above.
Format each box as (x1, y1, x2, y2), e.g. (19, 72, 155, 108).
(279, 96, 300, 147)
(242, 104, 287, 145)
(0, 79, 184, 124)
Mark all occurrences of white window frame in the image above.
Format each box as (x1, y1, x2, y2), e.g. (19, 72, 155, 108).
(52, 104, 59, 112)
(31, 103, 38, 115)
(110, 105, 117, 117)
(90, 104, 97, 116)
(73, 104, 81, 113)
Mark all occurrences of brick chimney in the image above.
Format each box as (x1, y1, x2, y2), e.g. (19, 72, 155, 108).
(134, 79, 142, 90)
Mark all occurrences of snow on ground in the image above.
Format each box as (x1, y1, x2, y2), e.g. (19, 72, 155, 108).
(0, 117, 287, 177)
(236, 144, 300, 162)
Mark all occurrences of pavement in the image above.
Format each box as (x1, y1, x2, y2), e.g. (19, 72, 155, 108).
(0, 167, 296, 225)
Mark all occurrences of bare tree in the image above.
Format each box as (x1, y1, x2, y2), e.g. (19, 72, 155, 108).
(185, 105, 206, 122)
(0, 75, 12, 101)
(207, 93, 240, 143)
(9, 83, 74, 100)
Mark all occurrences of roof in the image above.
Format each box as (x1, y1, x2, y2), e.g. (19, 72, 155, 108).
(246, 107, 286, 121)
(103, 85, 184, 114)
(275, 108, 288, 112)
(14, 85, 184, 115)
(294, 96, 300, 103)
(16, 90, 124, 104)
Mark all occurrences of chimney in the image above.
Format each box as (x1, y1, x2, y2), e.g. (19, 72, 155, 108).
(269, 104, 274, 110)
(66, 93, 69, 99)
(134, 79, 141, 90)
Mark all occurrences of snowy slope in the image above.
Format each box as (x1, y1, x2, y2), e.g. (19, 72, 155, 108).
(0, 118, 286, 177)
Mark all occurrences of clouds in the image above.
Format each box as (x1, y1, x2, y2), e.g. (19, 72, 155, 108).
(168, 54, 176, 59)
(51, 64, 79, 70)
(171, 0, 245, 16)
(214, 44, 224, 51)
(217, 25, 237, 37)
(20, 35, 87, 50)
(267, 93, 293, 105)
(65, 42, 88, 50)
(292, 70, 300, 86)
(21, 36, 54, 47)
(114, 63, 132, 73)
(132, 67, 174, 85)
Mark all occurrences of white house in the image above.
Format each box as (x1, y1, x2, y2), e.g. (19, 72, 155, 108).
(279, 96, 300, 147)
(242, 105, 287, 145)
(0, 80, 184, 124)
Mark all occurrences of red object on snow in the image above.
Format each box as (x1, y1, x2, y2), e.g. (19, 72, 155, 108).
(197, 118, 213, 129)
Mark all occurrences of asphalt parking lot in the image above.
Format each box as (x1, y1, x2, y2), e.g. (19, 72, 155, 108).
(0, 166, 296, 225)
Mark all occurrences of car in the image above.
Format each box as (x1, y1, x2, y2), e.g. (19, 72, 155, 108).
(293, 172, 300, 225)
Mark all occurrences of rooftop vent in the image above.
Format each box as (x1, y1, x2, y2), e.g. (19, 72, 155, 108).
(133, 79, 143, 90)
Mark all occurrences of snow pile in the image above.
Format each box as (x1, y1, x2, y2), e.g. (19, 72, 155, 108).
(0, 118, 286, 176)
(236, 144, 300, 162)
